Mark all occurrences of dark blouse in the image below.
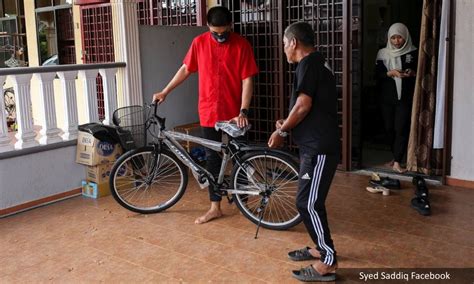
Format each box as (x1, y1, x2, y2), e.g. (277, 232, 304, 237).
(375, 50, 418, 105)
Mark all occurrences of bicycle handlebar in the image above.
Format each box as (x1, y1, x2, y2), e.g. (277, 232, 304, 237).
(150, 103, 166, 130)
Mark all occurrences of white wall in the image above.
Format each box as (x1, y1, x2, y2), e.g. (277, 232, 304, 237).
(450, 0, 474, 181)
(0, 146, 84, 210)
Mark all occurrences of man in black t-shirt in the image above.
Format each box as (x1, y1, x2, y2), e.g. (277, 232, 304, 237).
(268, 22, 340, 282)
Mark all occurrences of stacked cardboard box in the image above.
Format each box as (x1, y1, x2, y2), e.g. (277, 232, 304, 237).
(76, 131, 122, 166)
(81, 181, 111, 199)
(76, 131, 123, 198)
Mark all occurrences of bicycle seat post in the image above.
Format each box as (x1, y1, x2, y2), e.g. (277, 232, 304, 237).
(221, 132, 229, 146)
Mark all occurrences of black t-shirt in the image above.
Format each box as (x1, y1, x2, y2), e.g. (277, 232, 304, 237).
(290, 51, 340, 155)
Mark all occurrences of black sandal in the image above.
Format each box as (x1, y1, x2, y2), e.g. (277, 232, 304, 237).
(292, 265, 336, 282)
(411, 197, 431, 216)
(288, 247, 319, 261)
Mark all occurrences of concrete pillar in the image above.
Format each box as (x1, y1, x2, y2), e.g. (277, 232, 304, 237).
(111, 0, 143, 107)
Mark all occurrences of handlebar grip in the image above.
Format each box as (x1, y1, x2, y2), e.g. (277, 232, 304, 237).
(153, 102, 158, 116)
(150, 103, 166, 130)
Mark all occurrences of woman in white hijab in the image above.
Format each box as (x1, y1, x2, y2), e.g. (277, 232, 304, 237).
(375, 23, 418, 173)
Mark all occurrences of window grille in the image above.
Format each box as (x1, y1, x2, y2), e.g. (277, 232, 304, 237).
(80, 3, 115, 121)
(137, 0, 205, 26)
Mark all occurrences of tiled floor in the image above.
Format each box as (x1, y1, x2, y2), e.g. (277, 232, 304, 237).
(1, 172, 473, 283)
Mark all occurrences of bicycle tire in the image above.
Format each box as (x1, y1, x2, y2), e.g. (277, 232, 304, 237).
(230, 150, 301, 230)
(110, 146, 188, 214)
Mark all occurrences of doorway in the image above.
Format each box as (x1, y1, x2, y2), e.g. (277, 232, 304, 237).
(357, 0, 424, 173)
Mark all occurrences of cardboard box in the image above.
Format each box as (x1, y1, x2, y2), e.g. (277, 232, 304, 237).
(76, 131, 122, 166)
(86, 163, 114, 184)
(81, 180, 110, 198)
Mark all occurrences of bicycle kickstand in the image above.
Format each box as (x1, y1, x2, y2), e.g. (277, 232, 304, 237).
(254, 196, 269, 239)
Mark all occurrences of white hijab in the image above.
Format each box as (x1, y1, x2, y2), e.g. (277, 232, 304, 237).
(376, 23, 417, 99)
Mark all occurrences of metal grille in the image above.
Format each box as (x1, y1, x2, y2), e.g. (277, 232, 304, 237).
(220, 0, 284, 144)
(221, 0, 353, 169)
(284, 0, 348, 165)
(80, 4, 114, 63)
(137, 0, 205, 26)
(80, 3, 115, 121)
(0, 16, 27, 68)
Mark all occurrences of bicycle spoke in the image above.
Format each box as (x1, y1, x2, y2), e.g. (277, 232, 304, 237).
(112, 150, 186, 212)
(232, 153, 300, 228)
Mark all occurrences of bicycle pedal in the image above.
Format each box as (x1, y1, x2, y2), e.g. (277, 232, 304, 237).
(226, 195, 234, 204)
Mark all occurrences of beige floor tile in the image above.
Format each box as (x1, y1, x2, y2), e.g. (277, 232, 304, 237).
(2, 173, 474, 282)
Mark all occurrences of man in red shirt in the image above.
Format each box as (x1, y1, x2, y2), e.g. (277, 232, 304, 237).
(153, 6, 258, 224)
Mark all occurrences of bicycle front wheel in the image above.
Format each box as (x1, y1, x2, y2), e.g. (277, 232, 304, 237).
(110, 146, 188, 214)
(230, 150, 301, 230)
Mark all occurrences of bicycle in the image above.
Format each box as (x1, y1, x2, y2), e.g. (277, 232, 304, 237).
(3, 87, 16, 130)
(109, 104, 302, 235)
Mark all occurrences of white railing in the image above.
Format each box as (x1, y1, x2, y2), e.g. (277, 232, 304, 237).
(0, 63, 126, 153)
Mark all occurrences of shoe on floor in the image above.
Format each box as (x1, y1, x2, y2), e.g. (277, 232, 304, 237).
(366, 186, 390, 196)
(292, 265, 336, 282)
(370, 177, 401, 190)
(413, 175, 429, 198)
(411, 197, 431, 216)
(288, 247, 319, 261)
(371, 172, 381, 181)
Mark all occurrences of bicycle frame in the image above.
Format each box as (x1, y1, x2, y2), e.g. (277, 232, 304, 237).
(147, 104, 294, 196)
(161, 129, 264, 195)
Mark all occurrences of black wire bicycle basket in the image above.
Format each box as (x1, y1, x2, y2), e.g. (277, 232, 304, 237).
(112, 105, 149, 150)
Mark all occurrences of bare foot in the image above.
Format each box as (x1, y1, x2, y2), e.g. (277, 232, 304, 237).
(194, 209, 223, 224)
(313, 260, 338, 275)
(384, 160, 395, 167)
(392, 162, 407, 173)
(308, 248, 319, 258)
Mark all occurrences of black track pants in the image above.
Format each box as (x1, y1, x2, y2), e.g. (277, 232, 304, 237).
(201, 127, 223, 202)
(296, 152, 338, 266)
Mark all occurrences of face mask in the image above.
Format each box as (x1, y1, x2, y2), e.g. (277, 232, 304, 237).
(211, 31, 230, 43)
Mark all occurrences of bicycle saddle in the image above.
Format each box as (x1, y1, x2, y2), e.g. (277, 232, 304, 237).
(214, 121, 251, 137)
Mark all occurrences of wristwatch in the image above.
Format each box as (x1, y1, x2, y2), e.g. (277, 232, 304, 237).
(240, 109, 249, 117)
(277, 128, 288, 137)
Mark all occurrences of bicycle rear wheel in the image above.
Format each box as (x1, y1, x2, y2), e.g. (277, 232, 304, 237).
(230, 150, 301, 230)
(110, 146, 188, 214)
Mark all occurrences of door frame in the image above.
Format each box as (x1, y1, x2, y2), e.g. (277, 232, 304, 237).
(441, 0, 456, 183)
(341, 0, 352, 171)
(347, 0, 456, 179)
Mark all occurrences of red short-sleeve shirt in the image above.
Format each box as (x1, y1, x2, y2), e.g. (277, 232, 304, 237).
(183, 32, 258, 127)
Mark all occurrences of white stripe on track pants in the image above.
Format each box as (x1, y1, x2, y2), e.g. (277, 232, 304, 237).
(296, 152, 338, 266)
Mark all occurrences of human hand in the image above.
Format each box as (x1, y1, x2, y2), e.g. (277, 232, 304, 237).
(268, 130, 284, 148)
(275, 119, 285, 129)
(404, 69, 416, 77)
(387, 70, 405, 78)
(152, 91, 168, 104)
(229, 114, 249, 128)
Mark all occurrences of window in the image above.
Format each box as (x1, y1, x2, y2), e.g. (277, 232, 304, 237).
(35, 0, 75, 65)
(36, 0, 73, 8)
(0, 0, 27, 68)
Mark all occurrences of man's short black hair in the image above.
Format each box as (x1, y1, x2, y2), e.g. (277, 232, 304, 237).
(284, 22, 315, 47)
(207, 6, 232, 27)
